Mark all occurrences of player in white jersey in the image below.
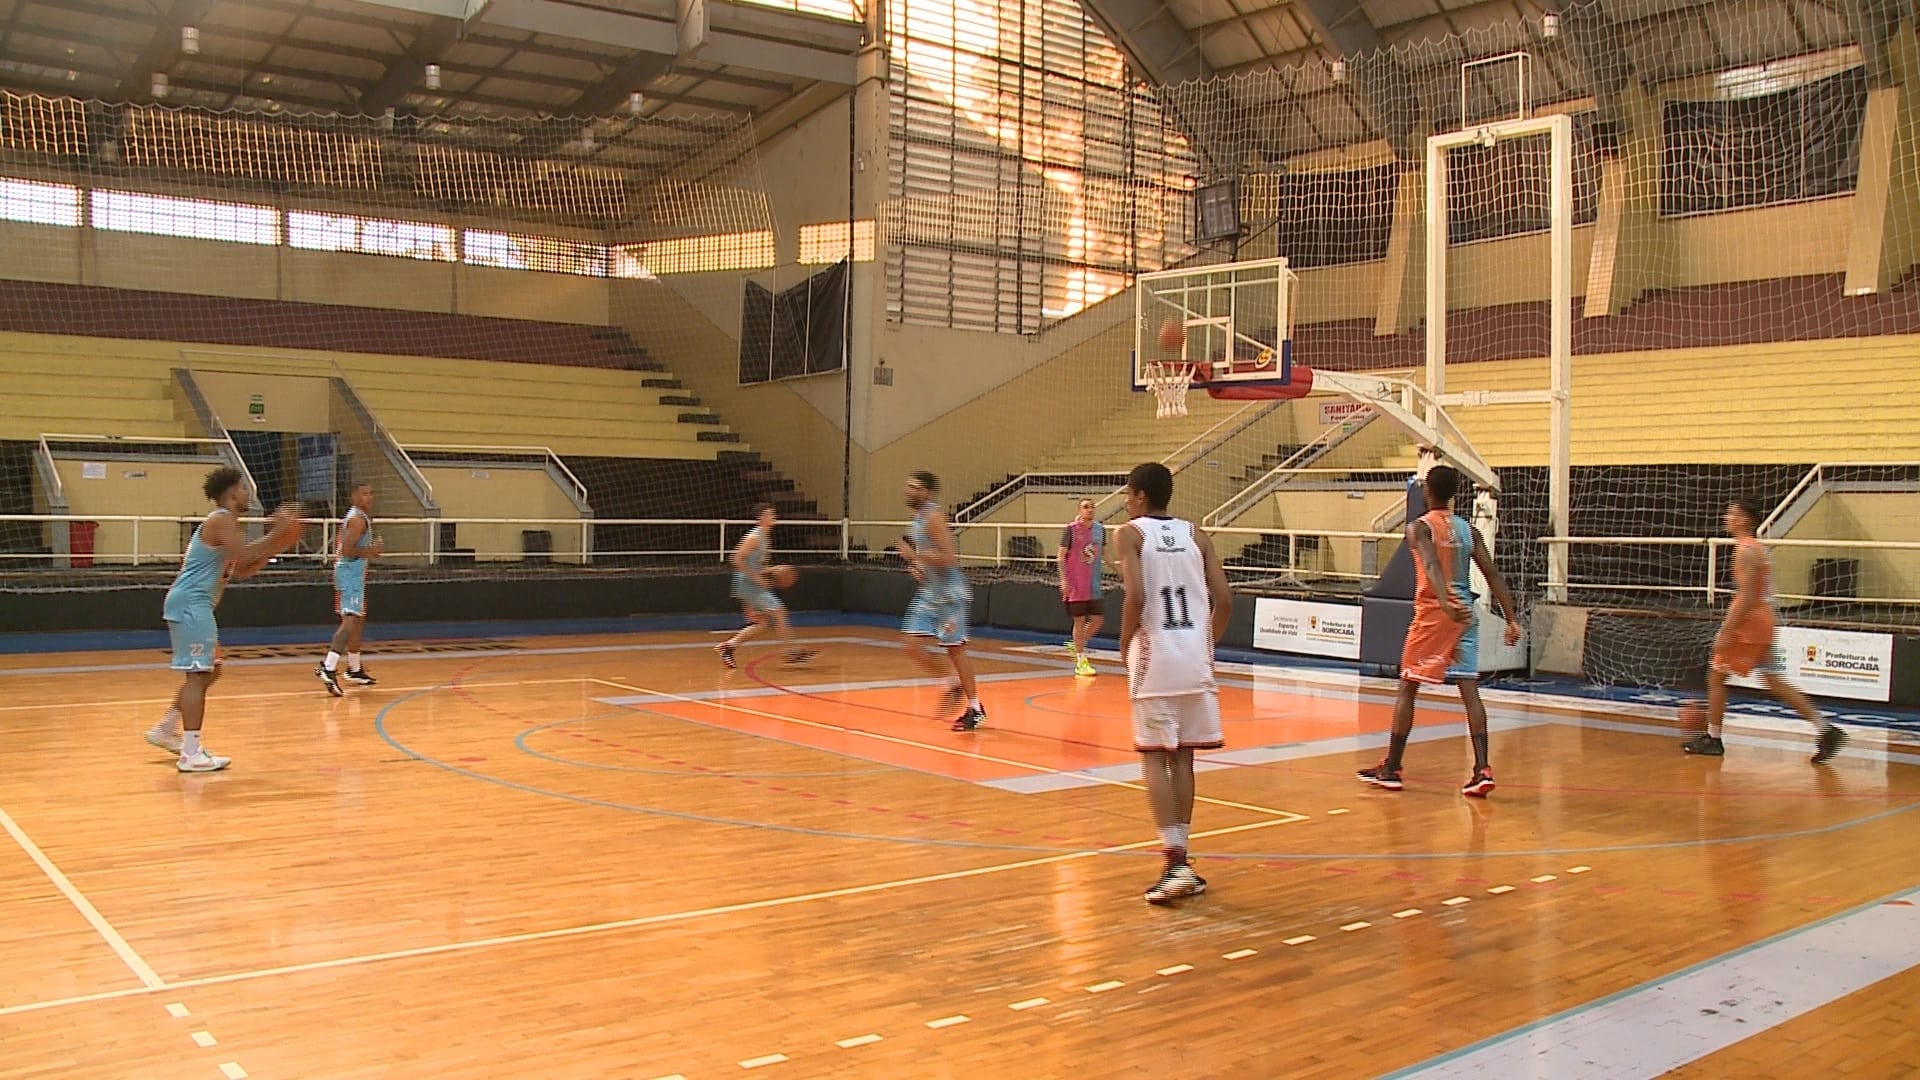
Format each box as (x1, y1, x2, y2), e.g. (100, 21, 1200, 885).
(1116, 462, 1231, 904)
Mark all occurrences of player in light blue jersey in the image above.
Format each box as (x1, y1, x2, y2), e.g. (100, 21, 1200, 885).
(317, 482, 384, 696)
(145, 467, 300, 772)
(717, 503, 814, 669)
(895, 471, 984, 732)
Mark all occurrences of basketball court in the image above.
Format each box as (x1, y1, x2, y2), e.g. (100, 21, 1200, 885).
(3, 623, 1917, 1078)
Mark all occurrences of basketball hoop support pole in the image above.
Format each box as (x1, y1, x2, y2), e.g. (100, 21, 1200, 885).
(1425, 113, 1573, 603)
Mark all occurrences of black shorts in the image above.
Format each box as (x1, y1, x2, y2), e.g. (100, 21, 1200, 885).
(1064, 599, 1103, 618)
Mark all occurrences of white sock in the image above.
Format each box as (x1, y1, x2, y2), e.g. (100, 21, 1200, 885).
(181, 730, 201, 757)
(968, 697, 983, 711)
(324, 651, 341, 672)
(1158, 825, 1182, 851)
(1173, 823, 1190, 849)
(159, 707, 181, 731)
(347, 653, 362, 671)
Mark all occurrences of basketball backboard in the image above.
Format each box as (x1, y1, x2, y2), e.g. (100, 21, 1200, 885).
(1132, 257, 1295, 394)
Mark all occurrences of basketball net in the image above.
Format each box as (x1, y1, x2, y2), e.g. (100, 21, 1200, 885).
(1144, 361, 1193, 419)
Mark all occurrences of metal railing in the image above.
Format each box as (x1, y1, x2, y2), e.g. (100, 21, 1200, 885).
(6, 513, 1915, 617)
(1760, 461, 1920, 537)
(1536, 535, 1920, 608)
(180, 350, 437, 510)
(954, 397, 1281, 524)
(37, 431, 240, 507)
(1202, 412, 1382, 528)
(0, 513, 1400, 583)
(404, 443, 591, 511)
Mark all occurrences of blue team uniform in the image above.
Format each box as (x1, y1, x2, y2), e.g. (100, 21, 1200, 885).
(903, 503, 970, 647)
(335, 507, 371, 617)
(731, 526, 782, 614)
(164, 510, 229, 672)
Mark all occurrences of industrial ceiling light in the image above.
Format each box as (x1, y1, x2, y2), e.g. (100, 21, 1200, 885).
(151, 72, 169, 98)
(424, 63, 441, 91)
(628, 90, 644, 115)
(1542, 13, 1560, 39)
(181, 26, 200, 54)
(1331, 58, 1347, 83)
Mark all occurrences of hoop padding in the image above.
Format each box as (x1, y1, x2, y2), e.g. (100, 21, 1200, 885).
(1204, 365, 1314, 401)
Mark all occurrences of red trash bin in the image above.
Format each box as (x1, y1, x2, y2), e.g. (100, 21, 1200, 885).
(70, 520, 98, 568)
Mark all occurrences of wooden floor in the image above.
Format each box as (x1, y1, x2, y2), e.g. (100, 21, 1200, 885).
(2, 625, 1918, 1079)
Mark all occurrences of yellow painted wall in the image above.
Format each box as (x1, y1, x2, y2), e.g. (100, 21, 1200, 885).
(609, 278, 848, 513)
(194, 371, 331, 433)
(51, 457, 221, 565)
(1661, 198, 1854, 288)
(1267, 489, 1406, 577)
(420, 464, 588, 564)
(1777, 490, 1920, 602)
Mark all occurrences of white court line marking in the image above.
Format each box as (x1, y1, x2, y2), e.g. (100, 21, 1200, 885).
(1157, 964, 1194, 976)
(165, 1002, 190, 1018)
(1441, 897, 1470, 907)
(1393, 909, 1423, 919)
(1489, 885, 1516, 895)
(0, 805, 163, 988)
(1326, 808, 1350, 815)
(1008, 997, 1050, 1011)
(0, 816, 1297, 1019)
(1340, 921, 1371, 932)
(218, 1064, 248, 1080)
(592, 678, 1307, 820)
(739, 1053, 788, 1069)
(191, 1031, 217, 1048)
(1283, 935, 1316, 946)
(925, 1015, 970, 1029)
(1086, 980, 1125, 993)
(647, 1075, 689, 1080)
(0, 677, 596, 712)
(1568, 865, 1592, 874)
(1531, 875, 1557, 884)
(1223, 949, 1257, 961)
(836, 1034, 883, 1048)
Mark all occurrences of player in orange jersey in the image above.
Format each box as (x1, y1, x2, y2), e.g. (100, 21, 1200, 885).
(1681, 497, 1847, 763)
(1359, 465, 1521, 797)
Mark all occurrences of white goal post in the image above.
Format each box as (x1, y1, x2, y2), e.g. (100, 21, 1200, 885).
(1424, 111, 1574, 602)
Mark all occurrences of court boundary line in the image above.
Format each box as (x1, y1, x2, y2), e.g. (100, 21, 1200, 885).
(0, 815, 1297, 1020)
(589, 677, 1310, 820)
(1380, 882, 1920, 1079)
(0, 804, 163, 989)
(0, 676, 608, 713)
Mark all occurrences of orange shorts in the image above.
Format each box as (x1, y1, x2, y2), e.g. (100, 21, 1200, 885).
(1401, 606, 1470, 685)
(1712, 617, 1782, 678)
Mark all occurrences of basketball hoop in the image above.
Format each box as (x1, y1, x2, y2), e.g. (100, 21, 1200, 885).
(1144, 361, 1194, 418)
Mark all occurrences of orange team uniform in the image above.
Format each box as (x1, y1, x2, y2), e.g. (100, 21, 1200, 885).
(1401, 507, 1477, 685)
(1712, 536, 1784, 678)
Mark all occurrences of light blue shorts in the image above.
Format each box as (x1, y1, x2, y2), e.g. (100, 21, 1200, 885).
(904, 581, 970, 647)
(1444, 617, 1479, 682)
(732, 573, 783, 615)
(168, 608, 220, 672)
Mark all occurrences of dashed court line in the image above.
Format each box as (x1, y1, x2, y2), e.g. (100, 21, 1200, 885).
(835, 1034, 883, 1048)
(707, 863, 1606, 1076)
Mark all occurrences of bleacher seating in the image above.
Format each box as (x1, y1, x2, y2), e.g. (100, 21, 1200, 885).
(0, 285, 822, 530)
(1379, 335, 1920, 470)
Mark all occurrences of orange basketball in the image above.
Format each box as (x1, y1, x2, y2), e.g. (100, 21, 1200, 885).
(268, 507, 303, 553)
(1158, 317, 1185, 352)
(270, 519, 303, 554)
(768, 564, 798, 590)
